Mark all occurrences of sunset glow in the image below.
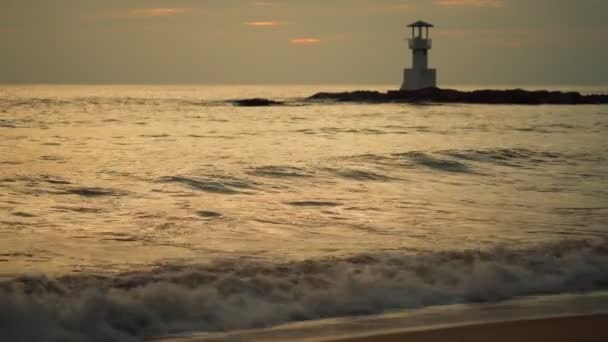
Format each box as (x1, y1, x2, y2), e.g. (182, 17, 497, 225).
(243, 21, 284, 27)
(1, 1, 606, 85)
(289, 38, 321, 45)
(129, 8, 190, 17)
(435, 0, 503, 7)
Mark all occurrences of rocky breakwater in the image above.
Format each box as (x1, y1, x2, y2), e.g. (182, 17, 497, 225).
(307, 87, 608, 105)
(232, 98, 285, 107)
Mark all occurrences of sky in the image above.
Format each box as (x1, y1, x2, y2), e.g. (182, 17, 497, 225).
(1, 0, 607, 85)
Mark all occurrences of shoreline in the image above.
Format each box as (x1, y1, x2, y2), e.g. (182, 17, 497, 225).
(322, 314, 608, 342)
(156, 291, 608, 342)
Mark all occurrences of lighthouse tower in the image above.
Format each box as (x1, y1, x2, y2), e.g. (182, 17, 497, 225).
(401, 20, 437, 91)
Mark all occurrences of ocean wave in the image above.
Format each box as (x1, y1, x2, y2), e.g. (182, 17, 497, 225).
(438, 148, 565, 166)
(0, 119, 18, 128)
(247, 165, 395, 183)
(1, 239, 608, 342)
(285, 200, 341, 207)
(158, 175, 257, 195)
(0, 175, 129, 198)
(247, 166, 313, 178)
(333, 169, 395, 182)
(345, 148, 593, 173)
(397, 152, 473, 173)
(63, 187, 128, 198)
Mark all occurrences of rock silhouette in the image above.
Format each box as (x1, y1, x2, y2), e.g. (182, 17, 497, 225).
(307, 87, 608, 105)
(232, 98, 285, 107)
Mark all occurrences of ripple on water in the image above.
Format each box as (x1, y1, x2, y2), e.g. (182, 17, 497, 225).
(40, 156, 65, 162)
(197, 211, 223, 218)
(333, 169, 395, 182)
(139, 134, 170, 138)
(397, 152, 472, 173)
(1, 175, 129, 198)
(0, 119, 17, 128)
(51, 206, 107, 213)
(248, 166, 313, 178)
(438, 148, 565, 167)
(286, 201, 341, 207)
(350, 148, 577, 174)
(63, 187, 127, 197)
(159, 175, 257, 194)
(11, 212, 36, 218)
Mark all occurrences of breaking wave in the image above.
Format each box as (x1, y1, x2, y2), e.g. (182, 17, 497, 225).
(1, 239, 608, 342)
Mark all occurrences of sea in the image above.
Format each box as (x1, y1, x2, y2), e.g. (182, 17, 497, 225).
(1, 84, 607, 341)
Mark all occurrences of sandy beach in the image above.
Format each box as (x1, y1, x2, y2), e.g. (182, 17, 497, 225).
(157, 292, 608, 342)
(159, 314, 608, 342)
(322, 315, 608, 342)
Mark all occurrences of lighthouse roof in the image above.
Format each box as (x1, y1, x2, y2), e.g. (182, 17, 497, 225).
(408, 20, 434, 28)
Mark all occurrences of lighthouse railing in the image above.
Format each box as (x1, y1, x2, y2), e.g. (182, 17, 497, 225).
(409, 38, 432, 49)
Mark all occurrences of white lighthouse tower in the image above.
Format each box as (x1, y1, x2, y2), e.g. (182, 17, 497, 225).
(401, 20, 437, 90)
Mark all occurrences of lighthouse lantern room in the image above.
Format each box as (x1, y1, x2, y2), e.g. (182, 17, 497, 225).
(401, 20, 437, 91)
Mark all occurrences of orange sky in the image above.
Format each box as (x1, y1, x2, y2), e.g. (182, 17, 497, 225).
(1, 0, 607, 85)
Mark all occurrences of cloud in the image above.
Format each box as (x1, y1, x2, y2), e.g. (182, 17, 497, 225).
(435, 0, 503, 7)
(129, 8, 190, 17)
(243, 21, 285, 27)
(289, 38, 321, 45)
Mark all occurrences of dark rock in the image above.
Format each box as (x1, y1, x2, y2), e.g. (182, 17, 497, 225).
(308, 91, 385, 102)
(307, 87, 608, 105)
(232, 98, 284, 107)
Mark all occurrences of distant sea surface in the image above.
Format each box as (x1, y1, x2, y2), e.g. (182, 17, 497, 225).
(1, 85, 607, 341)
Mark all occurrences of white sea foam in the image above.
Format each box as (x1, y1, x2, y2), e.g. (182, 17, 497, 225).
(1, 239, 608, 341)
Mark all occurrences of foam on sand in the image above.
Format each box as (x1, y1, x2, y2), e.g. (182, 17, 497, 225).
(2, 239, 608, 342)
(159, 291, 608, 342)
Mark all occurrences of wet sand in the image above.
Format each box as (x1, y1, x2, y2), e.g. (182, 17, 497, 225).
(158, 292, 608, 342)
(322, 315, 608, 342)
(159, 314, 608, 342)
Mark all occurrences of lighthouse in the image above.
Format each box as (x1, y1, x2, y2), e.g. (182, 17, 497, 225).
(401, 20, 437, 91)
